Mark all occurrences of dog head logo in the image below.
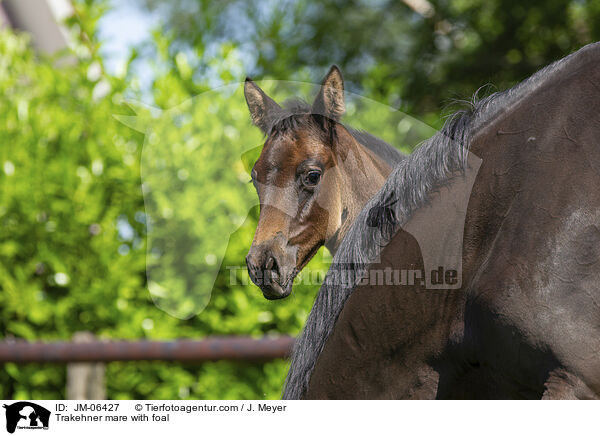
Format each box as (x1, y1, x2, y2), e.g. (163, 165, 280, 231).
(3, 402, 50, 433)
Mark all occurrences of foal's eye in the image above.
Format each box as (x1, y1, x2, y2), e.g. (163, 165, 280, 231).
(303, 170, 322, 187)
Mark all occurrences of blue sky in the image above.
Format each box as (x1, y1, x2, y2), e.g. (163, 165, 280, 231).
(94, 1, 257, 97)
(97, 1, 156, 75)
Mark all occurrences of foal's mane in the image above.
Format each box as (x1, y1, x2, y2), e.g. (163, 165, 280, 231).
(282, 43, 600, 399)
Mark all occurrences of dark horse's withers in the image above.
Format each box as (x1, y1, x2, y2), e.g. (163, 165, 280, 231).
(244, 67, 404, 299)
(284, 42, 600, 399)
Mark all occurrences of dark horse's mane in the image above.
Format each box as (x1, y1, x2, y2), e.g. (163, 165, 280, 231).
(282, 44, 594, 399)
(266, 98, 405, 165)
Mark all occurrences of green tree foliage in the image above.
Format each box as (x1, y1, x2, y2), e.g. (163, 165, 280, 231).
(0, 1, 428, 399)
(0, 13, 311, 400)
(139, 0, 600, 113)
(3, 0, 596, 400)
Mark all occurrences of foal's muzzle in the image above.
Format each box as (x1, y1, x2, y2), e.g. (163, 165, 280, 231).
(246, 242, 297, 299)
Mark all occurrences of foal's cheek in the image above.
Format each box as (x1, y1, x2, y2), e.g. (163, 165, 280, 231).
(306, 199, 336, 245)
(317, 181, 342, 232)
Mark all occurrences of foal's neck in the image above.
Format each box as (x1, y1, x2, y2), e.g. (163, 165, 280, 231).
(325, 128, 393, 254)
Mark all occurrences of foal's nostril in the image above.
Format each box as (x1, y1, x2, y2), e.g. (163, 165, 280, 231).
(265, 256, 274, 271)
(263, 255, 281, 285)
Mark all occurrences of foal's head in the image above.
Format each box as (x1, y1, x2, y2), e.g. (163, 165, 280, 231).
(244, 66, 391, 299)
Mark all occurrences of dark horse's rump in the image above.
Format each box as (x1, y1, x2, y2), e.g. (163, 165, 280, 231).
(284, 42, 600, 399)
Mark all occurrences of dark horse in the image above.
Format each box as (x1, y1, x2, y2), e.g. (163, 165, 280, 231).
(244, 66, 405, 299)
(284, 42, 600, 399)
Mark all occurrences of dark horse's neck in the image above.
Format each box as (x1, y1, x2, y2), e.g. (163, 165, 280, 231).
(283, 42, 600, 399)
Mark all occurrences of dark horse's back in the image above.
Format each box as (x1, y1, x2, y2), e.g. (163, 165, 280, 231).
(460, 41, 600, 398)
(285, 42, 600, 399)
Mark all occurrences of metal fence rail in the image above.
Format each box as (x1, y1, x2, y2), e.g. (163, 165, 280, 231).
(0, 336, 295, 363)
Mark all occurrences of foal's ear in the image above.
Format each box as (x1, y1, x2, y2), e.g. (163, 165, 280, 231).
(312, 65, 345, 121)
(244, 78, 282, 134)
